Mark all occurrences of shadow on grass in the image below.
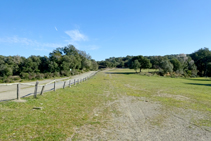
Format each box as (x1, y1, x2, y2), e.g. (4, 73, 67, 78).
(104, 72, 136, 75)
(186, 78, 211, 82)
(184, 83, 211, 87)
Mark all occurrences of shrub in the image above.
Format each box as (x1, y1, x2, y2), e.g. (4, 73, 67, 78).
(61, 71, 71, 77)
(36, 73, 44, 80)
(13, 76, 21, 80)
(29, 73, 36, 80)
(53, 72, 60, 77)
(3, 78, 13, 83)
(21, 73, 29, 79)
(44, 73, 52, 79)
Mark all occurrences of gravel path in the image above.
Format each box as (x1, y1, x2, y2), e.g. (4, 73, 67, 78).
(73, 94, 211, 141)
(0, 71, 96, 101)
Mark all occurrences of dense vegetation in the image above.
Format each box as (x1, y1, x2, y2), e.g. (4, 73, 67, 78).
(1, 46, 211, 82)
(98, 47, 211, 77)
(0, 44, 98, 82)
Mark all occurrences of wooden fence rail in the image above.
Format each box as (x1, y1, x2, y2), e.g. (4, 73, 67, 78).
(0, 71, 98, 101)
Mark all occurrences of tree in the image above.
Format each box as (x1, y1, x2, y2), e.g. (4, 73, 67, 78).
(160, 60, 173, 74)
(91, 60, 98, 70)
(0, 64, 13, 77)
(170, 58, 182, 72)
(132, 60, 140, 73)
(130, 56, 151, 72)
(190, 48, 211, 76)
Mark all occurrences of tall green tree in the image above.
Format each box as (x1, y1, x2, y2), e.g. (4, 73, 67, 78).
(130, 55, 151, 72)
(190, 48, 211, 76)
(160, 60, 173, 74)
(132, 60, 140, 73)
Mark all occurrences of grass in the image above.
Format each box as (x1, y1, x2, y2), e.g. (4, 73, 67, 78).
(0, 73, 113, 140)
(1, 68, 211, 140)
(109, 69, 211, 112)
(107, 68, 211, 126)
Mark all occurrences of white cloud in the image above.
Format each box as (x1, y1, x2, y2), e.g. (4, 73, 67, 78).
(78, 45, 100, 51)
(87, 45, 100, 50)
(0, 36, 63, 48)
(55, 27, 58, 31)
(65, 29, 88, 42)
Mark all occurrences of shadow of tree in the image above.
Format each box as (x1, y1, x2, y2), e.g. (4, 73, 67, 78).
(104, 72, 136, 75)
(184, 83, 211, 87)
(186, 78, 211, 82)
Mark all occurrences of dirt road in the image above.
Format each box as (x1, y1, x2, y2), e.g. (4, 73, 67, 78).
(0, 71, 96, 101)
(73, 95, 211, 140)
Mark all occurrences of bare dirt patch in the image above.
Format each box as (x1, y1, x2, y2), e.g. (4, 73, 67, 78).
(71, 93, 211, 141)
(124, 84, 150, 92)
(156, 90, 190, 101)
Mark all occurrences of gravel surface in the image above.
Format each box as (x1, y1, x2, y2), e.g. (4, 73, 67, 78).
(72, 94, 211, 141)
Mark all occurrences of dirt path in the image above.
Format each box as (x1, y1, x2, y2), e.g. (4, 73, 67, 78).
(0, 71, 96, 101)
(71, 72, 211, 141)
(73, 95, 211, 141)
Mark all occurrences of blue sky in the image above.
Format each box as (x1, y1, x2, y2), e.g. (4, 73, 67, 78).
(0, 0, 211, 61)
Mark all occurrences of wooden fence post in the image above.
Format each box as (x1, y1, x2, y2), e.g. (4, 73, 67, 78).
(34, 81, 39, 98)
(40, 85, 45, 95)
(17, 83, 20, 100)
(69, 80, 71, 87)
(54, 79, 56, 91)
(74, 79, 76, 86)
(63, 81, 66, 89)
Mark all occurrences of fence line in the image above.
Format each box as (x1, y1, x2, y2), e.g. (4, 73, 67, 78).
(0, 71, 98, 101)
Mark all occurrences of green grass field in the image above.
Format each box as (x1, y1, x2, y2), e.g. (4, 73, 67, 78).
(0, 69, 211, 140)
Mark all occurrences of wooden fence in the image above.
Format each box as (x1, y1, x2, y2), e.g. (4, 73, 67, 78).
(0, 71, 98, 101)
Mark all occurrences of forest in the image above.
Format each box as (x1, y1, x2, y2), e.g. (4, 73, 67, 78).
(1, 47, 211, 83)
(97, 47, 211, 77)
(0, 44, 98, 82)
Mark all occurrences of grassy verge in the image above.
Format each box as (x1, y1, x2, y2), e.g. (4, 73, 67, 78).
(0, 73, 113, 140)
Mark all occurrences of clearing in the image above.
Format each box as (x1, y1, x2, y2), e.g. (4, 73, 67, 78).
(0, 69, 211, 140)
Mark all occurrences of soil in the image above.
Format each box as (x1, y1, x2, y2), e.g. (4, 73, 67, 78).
(70, 94, 211, 141)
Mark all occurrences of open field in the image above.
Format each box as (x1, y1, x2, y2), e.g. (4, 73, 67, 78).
(0, 69, 211, 140)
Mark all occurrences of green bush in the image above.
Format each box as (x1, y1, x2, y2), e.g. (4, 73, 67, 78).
(61, 71, 71, 77)
(3, 78, 13, 83)
(8, 76, 21, 81)
(53, 72, 60, 77)
(29, 73, 36, 80)
(44, 73, 51, 79)
(13, 76, 21, 80)
(36, 73, 44, 80)
(20, 73, 29, 79)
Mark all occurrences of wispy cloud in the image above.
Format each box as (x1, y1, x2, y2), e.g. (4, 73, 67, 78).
(55, 26, 58, 31)
(78, 45, 100, 51)
(0, 36, 63, 48)
(65, 29, 88, 42)
(87, 45, 100, 50)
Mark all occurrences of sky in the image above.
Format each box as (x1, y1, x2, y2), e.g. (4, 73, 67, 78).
(0, 0, 211, 61)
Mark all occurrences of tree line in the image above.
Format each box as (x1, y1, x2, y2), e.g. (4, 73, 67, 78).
(0, 44, 98, 82)
(98, 47, 211, 77)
